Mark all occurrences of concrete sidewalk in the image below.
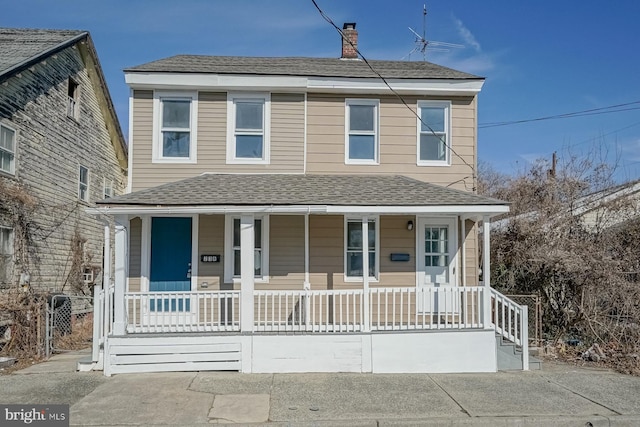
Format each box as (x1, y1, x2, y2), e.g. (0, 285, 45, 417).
(1, 351, 639, 426)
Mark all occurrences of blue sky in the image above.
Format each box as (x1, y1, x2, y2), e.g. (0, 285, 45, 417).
(5, 0, 640, 181)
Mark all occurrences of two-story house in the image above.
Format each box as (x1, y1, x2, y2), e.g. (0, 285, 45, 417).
(0, 29, 127, 293)
(91, 24, 527, 375)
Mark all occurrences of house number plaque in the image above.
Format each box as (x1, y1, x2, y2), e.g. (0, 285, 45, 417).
(200, 255, 220, 263)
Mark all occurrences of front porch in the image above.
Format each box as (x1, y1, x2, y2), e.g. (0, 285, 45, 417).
(90, 174, 523, 375)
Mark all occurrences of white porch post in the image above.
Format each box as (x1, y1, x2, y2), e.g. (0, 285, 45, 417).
(240, 215, 255, 333)
(113, 215, 128, 335)
(482, 215, 492, 329)
(304, 213, 311, 328)
(362, 217, 371, 332)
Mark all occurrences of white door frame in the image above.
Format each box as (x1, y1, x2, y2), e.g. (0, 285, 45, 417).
(416, 216, 459, 313)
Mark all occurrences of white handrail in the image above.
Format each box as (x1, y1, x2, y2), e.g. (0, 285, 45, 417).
(254, 289, 364, 332)
(124, 291, 241, 333)
(490, 288, 526, 346)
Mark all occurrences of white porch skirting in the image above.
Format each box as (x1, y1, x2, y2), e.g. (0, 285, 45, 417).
(104, 329, 497, 375)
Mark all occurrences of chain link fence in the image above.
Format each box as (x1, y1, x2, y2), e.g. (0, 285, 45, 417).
(506, 294, 543, 346)
(46, 294, 94, 357)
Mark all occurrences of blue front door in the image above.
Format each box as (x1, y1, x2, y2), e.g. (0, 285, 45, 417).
(150, 217, 192, 311)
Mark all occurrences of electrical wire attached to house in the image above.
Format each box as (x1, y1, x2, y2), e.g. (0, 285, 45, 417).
(310, 0, 478, 191)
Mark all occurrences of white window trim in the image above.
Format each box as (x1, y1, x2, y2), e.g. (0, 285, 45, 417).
(224, 215, 270, 283)
(344, 216, 380, 282)
(416, 100, 452, 167)
(152, 91, 198, 164)
(103, 177, 114, 199)
(0, 123, 16, 175)
(226, 92, 271, 165)
(78, 165, 89, 202)
(345, 99, 380, 165)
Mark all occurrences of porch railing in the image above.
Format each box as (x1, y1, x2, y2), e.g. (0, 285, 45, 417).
(124, 291, 241, 333)
(255, 289, 364, 332)
(370, 286, 486, 331)
(490, 288, 528, 346)
(117, 287, 499, 336)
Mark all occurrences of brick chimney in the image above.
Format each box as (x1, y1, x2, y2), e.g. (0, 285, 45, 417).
(341, 23, 358, 59)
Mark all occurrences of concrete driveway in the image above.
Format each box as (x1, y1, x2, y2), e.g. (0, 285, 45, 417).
(2, 351, 639, 426)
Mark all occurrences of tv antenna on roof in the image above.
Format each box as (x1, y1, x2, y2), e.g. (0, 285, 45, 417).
(404, 4, 464, 61)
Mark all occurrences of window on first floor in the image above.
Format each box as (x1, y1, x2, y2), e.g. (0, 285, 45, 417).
(0, 227, 13, 283)
(225, 216, 269, 282)
(417, 101, 451, 165)
(78, 165, 89, 202)
(0, 124, 16, 175)
(227, 93, 270, 164)
(345, 99, 379, 164)
(345, 218, 378, 279)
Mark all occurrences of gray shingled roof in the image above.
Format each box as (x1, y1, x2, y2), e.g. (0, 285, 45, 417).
(98, 174, 506, 207)
(125, 55, 481, 80)
(0, 28, 87, 78)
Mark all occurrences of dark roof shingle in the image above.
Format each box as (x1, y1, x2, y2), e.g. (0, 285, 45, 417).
(98, 174, 505, 207)
(124, 55, 481, 80)
(0, 28, 86, 78)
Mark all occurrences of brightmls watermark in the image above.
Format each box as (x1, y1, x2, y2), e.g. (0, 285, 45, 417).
(1, 405, 69, 426)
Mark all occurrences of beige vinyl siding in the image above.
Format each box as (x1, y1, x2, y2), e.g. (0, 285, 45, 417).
(266, 215, 305, 289)
(130, 91, 305, 191)
(128, 217, 142, 292)
(306, 94, 477, 191)
(197, 214, 225, 290)
(464, 220, 479, 286)
(378, 215, 416, 287)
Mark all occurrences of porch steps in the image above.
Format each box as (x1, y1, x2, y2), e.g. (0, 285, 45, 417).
(496, 334, 542, 371)
(107, 335, 242, 375)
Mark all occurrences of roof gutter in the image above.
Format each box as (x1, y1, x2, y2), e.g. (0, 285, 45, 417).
(86, 204, 509, 217)
(0, 31, 88, 83)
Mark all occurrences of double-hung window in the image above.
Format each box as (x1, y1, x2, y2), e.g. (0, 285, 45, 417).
(103, 178, 114, 199)
(0, 124, 15, 175)
(345, 218, 378, 280)
(225, 216, 269, 282)
(417, 101, 451, 165)
(345, 99, 379, 164)
(227, 93, 270, 164)
(153, 91, 198, 163)
(0, 227, 13, 283)
(78, 165, 89, 202)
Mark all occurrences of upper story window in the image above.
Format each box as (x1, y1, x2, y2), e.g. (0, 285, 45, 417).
(227, 93, 270, 164)
(417, 101, 451, 166)
(0, 227, 13, 283)
(0, 124, 16, 175)
(103, 178, 114, 199)
(345, 218, 378, 281)
(78, 165, 89, 202)
(67, 78, 79, 119)
(152, 91, 198, 163)
(345, 99, 379, 165)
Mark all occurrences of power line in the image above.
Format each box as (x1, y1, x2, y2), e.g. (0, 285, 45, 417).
(479, 101, 640, 129)
(310, 0, 477, 189)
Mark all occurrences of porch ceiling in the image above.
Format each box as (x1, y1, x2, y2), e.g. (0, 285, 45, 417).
(94, 175, 508, 216)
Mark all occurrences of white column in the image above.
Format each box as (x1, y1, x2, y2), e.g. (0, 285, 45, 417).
(362, 217, 371, 332)
(482, 215, 492, 329)
(240, 215, 255, 333)
(304, 213, 311, 328)
(113, 215, 128, 335)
